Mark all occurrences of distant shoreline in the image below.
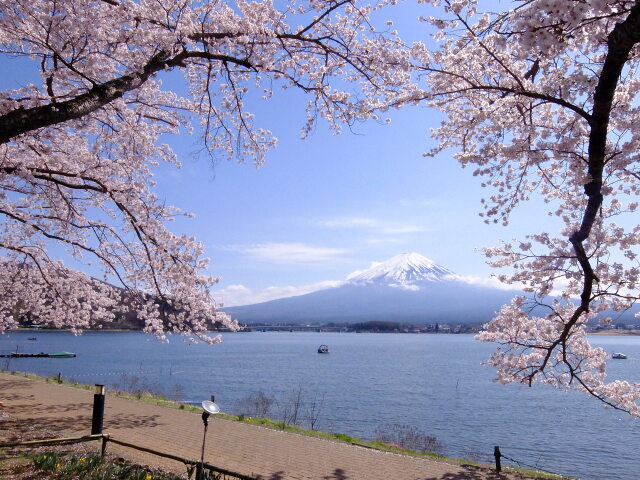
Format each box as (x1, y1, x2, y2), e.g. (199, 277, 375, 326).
(590, 329, 640, 336)
(10, 326, 640, 336)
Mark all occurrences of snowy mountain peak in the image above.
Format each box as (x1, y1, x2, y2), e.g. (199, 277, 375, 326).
(346, 252, 455, 287)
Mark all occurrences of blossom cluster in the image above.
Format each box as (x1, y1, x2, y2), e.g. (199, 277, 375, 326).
(0, 0, 412, 339)
(415, 0, 640, 414)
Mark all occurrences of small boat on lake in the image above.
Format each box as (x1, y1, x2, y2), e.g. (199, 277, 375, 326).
(612, 352, 627, 359)
(49, 351, 76, 358)
(27, 337, 37, 341)
(317, 344, 329, 354)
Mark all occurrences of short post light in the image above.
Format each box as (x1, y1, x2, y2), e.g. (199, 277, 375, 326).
(197, 396, 220, 480)
(91, 384, 106, 435)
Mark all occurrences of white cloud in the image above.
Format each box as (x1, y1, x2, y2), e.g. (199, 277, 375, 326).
(316, 216, 426, 235)
(213, 280, 346, 307)
(397, 199, 437, 208)
(365, 237, 404, 245)
(447, 274, 523, 291)
(316, 217, 377, 228)
(233, 242, 348, 263)
(448, 274, 579, 299)
(378, 225, 426, 234)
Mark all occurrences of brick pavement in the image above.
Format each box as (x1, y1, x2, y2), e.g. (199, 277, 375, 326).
(0, 372, 538, 480)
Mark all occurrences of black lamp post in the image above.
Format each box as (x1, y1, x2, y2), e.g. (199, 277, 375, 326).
(197, 396, 220, 480)
(91, 384, 106, 435)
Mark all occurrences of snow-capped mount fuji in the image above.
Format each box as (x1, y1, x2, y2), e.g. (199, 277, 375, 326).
(346, 252, 455, 287)
(222, 252, 520, 324)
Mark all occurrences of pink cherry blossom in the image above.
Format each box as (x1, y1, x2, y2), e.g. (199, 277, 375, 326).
(414, 0, 640, 415)
(0, 0, 412, 341)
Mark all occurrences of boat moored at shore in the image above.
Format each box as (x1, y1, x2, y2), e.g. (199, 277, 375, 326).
(0, 351, 76, 358)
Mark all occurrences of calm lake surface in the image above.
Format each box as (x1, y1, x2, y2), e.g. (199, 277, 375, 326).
(1, 331, 639, 480)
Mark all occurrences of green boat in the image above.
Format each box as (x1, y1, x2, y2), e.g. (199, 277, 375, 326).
(48, 351, 76, 358)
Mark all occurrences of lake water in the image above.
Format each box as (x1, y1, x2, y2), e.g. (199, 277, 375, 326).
(1, 331, 639, 480)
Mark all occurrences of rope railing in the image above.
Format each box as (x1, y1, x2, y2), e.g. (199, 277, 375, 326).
(106, 436, 255, 480)
(0, 434, 254, 480)
(494, 445, 567, 478)
(0, 434, 104, 449)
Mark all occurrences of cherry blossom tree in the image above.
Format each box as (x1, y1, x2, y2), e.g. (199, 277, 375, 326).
(0, 0, 410, 340)
(411, 0, 640, 414)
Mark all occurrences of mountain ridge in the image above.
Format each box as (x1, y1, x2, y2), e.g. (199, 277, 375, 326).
(222, 252, 519, 324)
(345, 252, 455, 287)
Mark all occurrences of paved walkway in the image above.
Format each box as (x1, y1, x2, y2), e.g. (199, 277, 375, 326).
(0, 372, 537, 480)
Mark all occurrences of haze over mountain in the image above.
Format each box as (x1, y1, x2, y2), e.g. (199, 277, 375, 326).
(222, 253, 521, 324)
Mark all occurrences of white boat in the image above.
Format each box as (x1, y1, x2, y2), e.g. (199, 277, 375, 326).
(317, 344, 329, 354)
(612, 352, 627, 359)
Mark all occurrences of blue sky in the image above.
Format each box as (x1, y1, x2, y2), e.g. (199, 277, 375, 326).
(157, 86, 543, 306)
(2, 0, 547, 307)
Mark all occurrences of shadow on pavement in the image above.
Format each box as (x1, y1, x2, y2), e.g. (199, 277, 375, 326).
(0, 415, 87, 441)
(324, 468, 350, 479)
(0, 407, 162, 442)
(255, 465, 515, 480)
(56, 402, 93, 413)
(420, 463, 516, 480)
(105, 412, 162, 429)
(255, 471, 285, 480)
(0, 382, 36, 399)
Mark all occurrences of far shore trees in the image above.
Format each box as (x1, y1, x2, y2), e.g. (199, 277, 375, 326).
(0, 0, 411, 340)
(410, 0, 640, 415)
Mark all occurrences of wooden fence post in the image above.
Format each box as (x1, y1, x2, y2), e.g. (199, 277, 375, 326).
(101, 435, 109, 458)
(494, 445, 501, 472)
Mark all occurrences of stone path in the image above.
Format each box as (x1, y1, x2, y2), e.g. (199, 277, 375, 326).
(0, 372, 539, 480)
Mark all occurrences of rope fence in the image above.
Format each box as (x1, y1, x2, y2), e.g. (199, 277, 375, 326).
(493, 445, 567, 478)
(0, 434, 104, 449)
(106, 436, 255, 480)
(0, 434, 255, 480)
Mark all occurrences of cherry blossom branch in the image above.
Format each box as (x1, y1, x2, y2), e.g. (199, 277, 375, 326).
(420, 0, 640, 414)
(0, 49, 253, 144)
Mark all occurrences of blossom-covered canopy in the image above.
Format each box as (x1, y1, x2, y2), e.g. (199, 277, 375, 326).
(0, 0, 411, 340)
(412, 0, 640, 415)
